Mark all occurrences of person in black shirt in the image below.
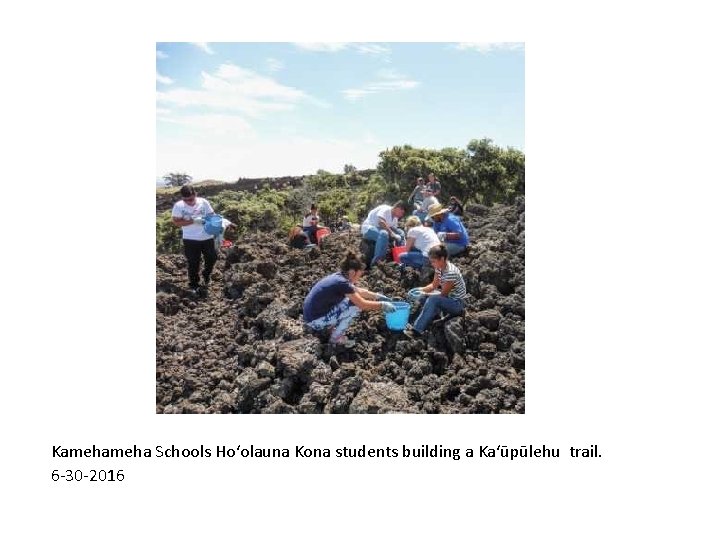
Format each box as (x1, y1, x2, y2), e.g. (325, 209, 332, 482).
(447, 196, 464, 216)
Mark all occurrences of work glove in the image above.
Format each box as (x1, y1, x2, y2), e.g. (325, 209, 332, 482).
(376, 294, 392, 302)
(192, 216, 205, 225)
(392, 233, 402, 243)
(380, 302, 397, 313)
(437, 232, 447, 241)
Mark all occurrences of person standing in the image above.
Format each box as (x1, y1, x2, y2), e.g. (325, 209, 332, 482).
(407, 177, 426, 211)
(427, 173, 441, 198)
(171, 185, 217, 293)
(361, 201, 406, 266)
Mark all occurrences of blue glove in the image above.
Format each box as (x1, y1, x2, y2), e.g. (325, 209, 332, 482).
(376, 294, 392, 302)
(380, 302, 397, 313)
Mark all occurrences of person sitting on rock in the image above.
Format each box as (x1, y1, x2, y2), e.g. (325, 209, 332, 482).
(413, 188, 438, 223)
(303, 250, 397, 348)
(361, 201, 406, 266)
(302, 204, 322, 244)
(446, 196, 464, 217)
(399, 216, 441, 269)
(289, 225, 311, 249)
(426, 203, 470, 257)
(404, 244, 468, 338)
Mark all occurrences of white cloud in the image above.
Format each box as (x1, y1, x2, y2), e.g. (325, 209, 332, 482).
(294, 42, 348, 52)
(191, 42, 215, 54)
(294, 42, 391, 58)
(156, 50, 168, 59)
(342, 71, 420, 101)
(265, 58, 284, 72)
(156, 108, 171, 115)
(157, 134, 382, 180)
(354, 43, 390, 56)
(376, 68, 402, 80)
(157, 62, 327, 116)
(455, 42, 524, 53)
(158, 113, 255, 138)
(156, 72, 174, 85)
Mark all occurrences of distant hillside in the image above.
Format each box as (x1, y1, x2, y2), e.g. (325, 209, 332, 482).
(156, 171, 376, 213)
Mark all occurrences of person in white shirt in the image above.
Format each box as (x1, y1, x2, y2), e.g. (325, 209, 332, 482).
(413, 189, 439, 222)
(171, 185, 217, 293)
(361, 201, 406, 266)
(302, 204, 321, 244)
(399, 216, 441, 268)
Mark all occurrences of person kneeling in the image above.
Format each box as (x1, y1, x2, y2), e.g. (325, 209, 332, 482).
(404, 244, 468, 338)
(303, 251, 396, 348)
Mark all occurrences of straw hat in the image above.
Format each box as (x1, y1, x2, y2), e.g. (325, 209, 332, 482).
(426, 203, 448, 219)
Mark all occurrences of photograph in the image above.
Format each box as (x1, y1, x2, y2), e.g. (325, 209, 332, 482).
(156, 42, 525, 413)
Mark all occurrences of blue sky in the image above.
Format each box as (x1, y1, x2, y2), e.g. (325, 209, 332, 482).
(156, 42, 524, 182)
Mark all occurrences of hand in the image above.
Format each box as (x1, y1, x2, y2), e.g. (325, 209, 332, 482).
(408, 287, 427, 301)
(380, 302, 397, 313)
(376, 293, 391, 302)
(192, 216, 205, 225)
(437, 232, 447, 241)
(392, 233, 402, 243)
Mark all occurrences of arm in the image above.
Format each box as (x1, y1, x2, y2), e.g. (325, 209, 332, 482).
(347, 291, 384, 311)
(405, 236, 416, 252)
(439, 281, 454, 297)
(377, 217, 393, 233)
(420, 272, 440, 294)
(172, 216, 194, 227)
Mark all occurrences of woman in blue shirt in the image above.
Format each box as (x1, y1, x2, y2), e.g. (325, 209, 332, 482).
(303, 251, 396, 348)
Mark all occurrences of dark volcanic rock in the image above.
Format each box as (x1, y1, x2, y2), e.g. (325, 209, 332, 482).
(156, 197, 525, 413)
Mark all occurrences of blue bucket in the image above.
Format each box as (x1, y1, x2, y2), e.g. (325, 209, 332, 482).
(385, 301, 411, 331)
(204, 214, 224, 236)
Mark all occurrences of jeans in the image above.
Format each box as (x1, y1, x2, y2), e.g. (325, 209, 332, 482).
(303, 225, 319, 244)
(183, 238, 217, 287)
(445, 242, 468, 256)
(307, 298, 360, 341)
(413, 210, 427, 222)
(363, 227, 406, 265)
(399, 249, 429, 269)
(412, 294, 464, 333)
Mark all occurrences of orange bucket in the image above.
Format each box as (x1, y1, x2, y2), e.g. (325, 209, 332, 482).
(392, 246, 408, 263)
(316, 227, 330, 245)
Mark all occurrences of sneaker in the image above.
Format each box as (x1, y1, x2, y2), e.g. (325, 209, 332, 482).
(403, 325, 421, 339)
(330, 335, 356, 348)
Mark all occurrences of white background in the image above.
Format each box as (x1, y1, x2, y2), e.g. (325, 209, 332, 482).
(2, 1, 719, 538)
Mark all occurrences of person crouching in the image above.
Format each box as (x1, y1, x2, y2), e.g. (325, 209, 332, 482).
(303, 250, 397, 348)
(404, 244, 468, 338)
(399, 216, 441, 269)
